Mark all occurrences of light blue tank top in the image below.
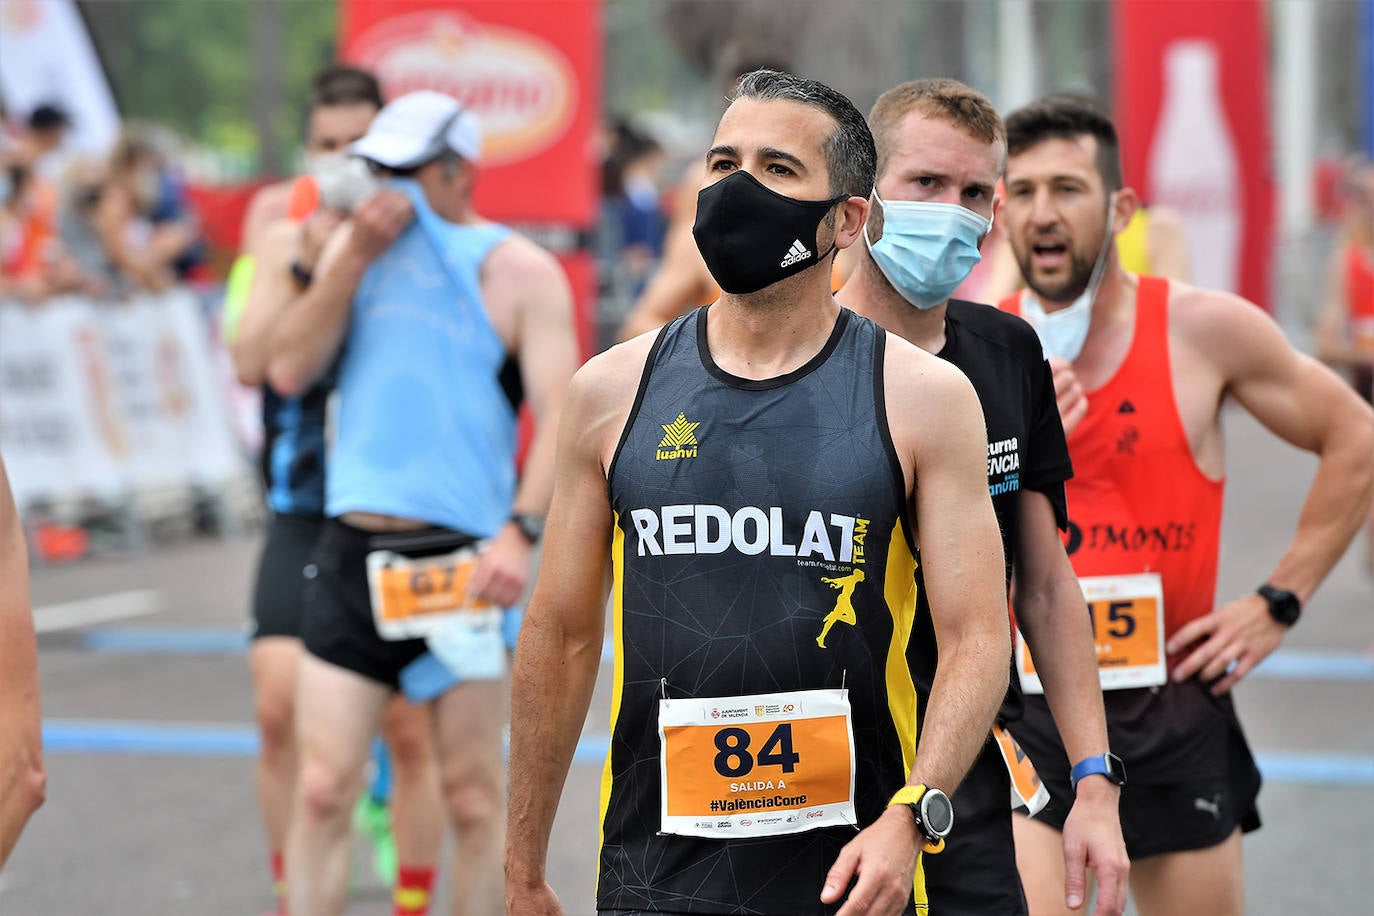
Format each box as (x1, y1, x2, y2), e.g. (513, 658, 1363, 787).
(326, 180, 516, 537)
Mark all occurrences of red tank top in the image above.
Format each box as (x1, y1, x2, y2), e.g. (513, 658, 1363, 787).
(1344, 242, 1374, 320)
(999, 277, 1224, 640)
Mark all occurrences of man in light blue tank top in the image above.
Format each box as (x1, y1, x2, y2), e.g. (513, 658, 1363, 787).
(264, 90, 581, 916)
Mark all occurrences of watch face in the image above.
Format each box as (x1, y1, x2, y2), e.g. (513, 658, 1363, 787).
(920, 790, 954, 837)
(1106, 753, 1127, 785)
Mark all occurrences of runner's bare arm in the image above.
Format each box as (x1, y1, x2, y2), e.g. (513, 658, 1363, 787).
(0, 455, 45, 868)
(505, 345, 647, 914)
(823, 344, 1009, 915)
(1142, 205, 1190, 283)
(267, 189, 412, 398)
(230, 220, 298, 386)
(616, 209, 715, 342)
(467, 237, 580, 607)
(1013, 492, 1128, 916)
(1169, 291, 1374, 692)
(897, 346, 1010, 792)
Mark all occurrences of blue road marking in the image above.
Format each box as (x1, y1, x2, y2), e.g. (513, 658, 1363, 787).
(77, 630, 1374, 683)
(38, 720, 1374, 784)
(42, 720, 613, 765)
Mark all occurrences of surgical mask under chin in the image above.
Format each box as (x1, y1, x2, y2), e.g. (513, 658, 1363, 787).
(1021, 193, 1117, 361)
(864, 194, 990, 310)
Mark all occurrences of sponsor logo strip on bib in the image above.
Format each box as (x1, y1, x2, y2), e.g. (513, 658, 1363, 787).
(366, 546, 496, 641)
(992, 724, 1050, 816)
(658, 688, 856, 839)
(1017, 572, 1166, 693)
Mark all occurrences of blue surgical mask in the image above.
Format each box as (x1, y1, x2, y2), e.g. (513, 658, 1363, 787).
(864, 192, 990, 309)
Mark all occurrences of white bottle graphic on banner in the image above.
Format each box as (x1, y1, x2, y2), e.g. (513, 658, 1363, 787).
(1147, 40, 1241, 294)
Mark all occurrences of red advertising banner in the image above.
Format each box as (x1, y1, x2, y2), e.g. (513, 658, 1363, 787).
(339, 0, 601, 228)
(1114, 0, 1273, 311)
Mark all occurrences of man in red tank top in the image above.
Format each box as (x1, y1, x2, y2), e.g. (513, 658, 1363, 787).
(996, 97, 1374, 916)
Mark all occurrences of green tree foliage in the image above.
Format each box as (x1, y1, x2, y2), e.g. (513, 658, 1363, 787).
(78, 0, 339, 174)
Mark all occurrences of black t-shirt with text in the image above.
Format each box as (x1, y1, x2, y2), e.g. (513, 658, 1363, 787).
(910, 299, 1073, 725)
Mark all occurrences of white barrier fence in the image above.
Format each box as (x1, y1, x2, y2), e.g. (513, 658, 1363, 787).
(0, 289, 256, 526)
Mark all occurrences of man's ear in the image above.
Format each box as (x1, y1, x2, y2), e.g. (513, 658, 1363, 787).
(832, 196, 871, 251)
(1112, 187, 1141, 235)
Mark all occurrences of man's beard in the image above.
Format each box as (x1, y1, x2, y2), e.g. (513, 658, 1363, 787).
(1018, 231, 1104, 305)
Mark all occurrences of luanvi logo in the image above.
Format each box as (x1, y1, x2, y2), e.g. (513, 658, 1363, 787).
(656, 413, 700, 460)
(780, 239, 812, 268)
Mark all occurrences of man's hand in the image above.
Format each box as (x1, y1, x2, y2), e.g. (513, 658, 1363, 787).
(300, 208, 346, 268)
(346, 189, 413, 263)
(505, 879, 563, 915)
(1049, 357, 1088, 435)
(470, 524, 533, 608)
(820, 806, 920, 915)
(1167, 593, 1287, 694)
(1060, 780, 1128, 915)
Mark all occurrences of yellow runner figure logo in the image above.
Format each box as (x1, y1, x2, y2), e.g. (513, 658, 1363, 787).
(816, 569, 865, 648)
(656, 413, 700, 460)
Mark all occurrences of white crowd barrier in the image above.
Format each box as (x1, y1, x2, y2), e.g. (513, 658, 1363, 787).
(0, 289, 255, 519)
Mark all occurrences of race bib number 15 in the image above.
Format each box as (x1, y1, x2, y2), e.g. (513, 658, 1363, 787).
(658, 688, 856, 839)
(1018, 572, 1166, 693)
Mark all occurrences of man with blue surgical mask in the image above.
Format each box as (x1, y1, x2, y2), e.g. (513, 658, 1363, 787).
(265, 90, 581, 916)
(837, 78, 1129, 916)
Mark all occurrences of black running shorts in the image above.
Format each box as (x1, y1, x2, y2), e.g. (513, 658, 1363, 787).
(300, 518, 478, 689)
(1010, 679, 1262, 859)
(922, 734, 1028, 915)
(250, 512, 325, 640)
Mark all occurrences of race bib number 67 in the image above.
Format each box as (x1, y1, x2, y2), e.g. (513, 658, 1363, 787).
(658, 688, 856, 839)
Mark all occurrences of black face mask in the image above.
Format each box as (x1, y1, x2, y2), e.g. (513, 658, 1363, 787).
(692, 170, 846, 295)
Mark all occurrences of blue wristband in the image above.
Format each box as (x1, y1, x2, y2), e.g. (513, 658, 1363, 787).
(1070, 753, 1126, 790)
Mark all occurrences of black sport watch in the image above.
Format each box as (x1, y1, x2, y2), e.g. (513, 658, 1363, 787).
(889, 785, 954, 853)
(1257, 583, 1301, 627)
(510, 512, 545, 544)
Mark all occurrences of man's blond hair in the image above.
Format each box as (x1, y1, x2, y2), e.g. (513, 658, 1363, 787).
(868, 78, 1005, 180)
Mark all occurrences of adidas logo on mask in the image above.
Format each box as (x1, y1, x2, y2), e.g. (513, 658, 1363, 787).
(780, 239, 812, 268)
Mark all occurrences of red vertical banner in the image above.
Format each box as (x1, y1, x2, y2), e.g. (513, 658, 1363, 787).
(1114, 0, 1273, 311)
(339, 0, 601, 354)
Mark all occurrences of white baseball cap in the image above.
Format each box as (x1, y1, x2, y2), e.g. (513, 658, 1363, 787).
(350, 90, 482, 169)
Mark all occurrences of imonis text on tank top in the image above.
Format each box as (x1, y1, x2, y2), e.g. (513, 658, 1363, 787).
(1064, 519, 1198, 556)
(629, 505, 869, 566)
(987, 436, 1020, 497)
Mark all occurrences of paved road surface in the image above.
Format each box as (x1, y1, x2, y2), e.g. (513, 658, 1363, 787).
(3, 408, 1372, 914)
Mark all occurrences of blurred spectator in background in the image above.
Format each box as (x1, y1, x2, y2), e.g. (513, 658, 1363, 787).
(1317, 156, 1374, 570)
(0, 159, 103, 303)
(88, 131, 203, 293)
(1318, 156, 1374, 402)
(11, 103, 71, 179)
(599, 118, 667, 301)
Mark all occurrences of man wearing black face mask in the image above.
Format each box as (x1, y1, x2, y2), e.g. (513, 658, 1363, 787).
(506, 70, 1012, 916)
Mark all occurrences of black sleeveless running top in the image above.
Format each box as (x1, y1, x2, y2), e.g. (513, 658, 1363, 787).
(599, 305, 924, 914)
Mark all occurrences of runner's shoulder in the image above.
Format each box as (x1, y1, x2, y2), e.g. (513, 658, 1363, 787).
(564, 331, 662, 453)
(1164, 279, 1282, 354)
(882, 328, 982, 414)
(946, 298, 1046, 370)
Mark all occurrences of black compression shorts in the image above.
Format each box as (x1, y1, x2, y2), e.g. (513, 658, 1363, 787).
(251, 512, 325, 640)
(1010, 679, 1262, 859)
(300, 518, 478, 689)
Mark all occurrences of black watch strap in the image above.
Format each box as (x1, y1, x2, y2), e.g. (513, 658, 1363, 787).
(289, 260, 314, 289)
(510, 512, 544, 544)
(1257, 583, 1301, 626)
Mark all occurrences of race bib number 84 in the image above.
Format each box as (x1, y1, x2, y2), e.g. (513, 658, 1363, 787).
(658, 688, 856, 839)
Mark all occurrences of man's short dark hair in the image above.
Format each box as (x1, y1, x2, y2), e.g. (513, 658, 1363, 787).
(1005, 95, 1122, 190)
(28, 103, 70, 132)
(310, 65, 383, 111)
(732, 69, 876, 200)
